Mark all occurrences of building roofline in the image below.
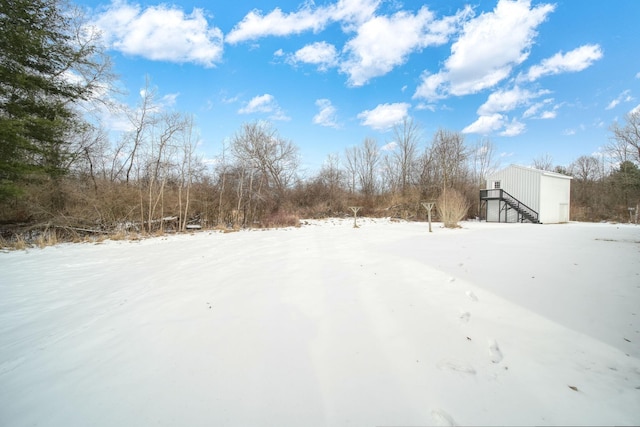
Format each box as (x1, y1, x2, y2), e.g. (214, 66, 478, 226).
(491, 164, 573, 180)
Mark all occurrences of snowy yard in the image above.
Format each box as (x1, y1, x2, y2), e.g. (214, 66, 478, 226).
(1, 219, 639, 426)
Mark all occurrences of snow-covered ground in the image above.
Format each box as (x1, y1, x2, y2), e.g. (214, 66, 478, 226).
(1, 219, 639, 426)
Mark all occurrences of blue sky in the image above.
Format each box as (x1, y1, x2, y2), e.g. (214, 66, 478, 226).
(79, 0, 640, 173)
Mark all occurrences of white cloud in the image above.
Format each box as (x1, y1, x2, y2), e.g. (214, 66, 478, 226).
(221, 94, 241, 104)
(290, 42, 338, 71)
(226, 0, 381, 44)
(636, 72, 640, 79)
(414, 71, 448, 100)
(539, 110, 556, 119)
(340, 6, 471, 86)
(477, 86, 548, 115)
(226, 6, 327, 44)
(357, 102, 410, 131)
(415, 103, 436, 112)
(238, 94, 290, 121)
(500, 118, 526, 136)
(414, 0, 554, 100)
(228, 1, 469, 85)
(606, 90, 633, 110)
(329, 0, 382, 30)
(381, 141, 398, 151)
(523, 99, 554, 118)
(522, 44, 603, 82)
(462, 113, 505, 134)
(313, 99, 339, 128)
(238, 94, 274, 114)
(159, 93, 180, 109)
(606, 100, 619, 110)
(92, 1, 223, 67)
(528, 101, 560, 119)
(466, 86, 551, 135)
(631, 104, 640, 115)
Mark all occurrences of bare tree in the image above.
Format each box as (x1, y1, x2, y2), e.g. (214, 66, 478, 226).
(430, 129, 468, 192)
(606, 111, 640, 186)
(177, 115, 198, 231)
(63, 6, 119, 106)
(609, 110, 640, 166)
(357, 137, 380, 198)
(318, 153, 345, 209)
(381, 155, 400, 194)
(417, 145, 437, 197)
(344, 146, 359, 194)
(66, 123, 109, 193)
(388, 117, 422, 195)
(143, 112, 186, 232)
(569, 154, 602, 212)
(342, 138, 381, 198)
(532, 153, 554, 171)
(214, 140, 231, 226)
(113, 77, 157, 183)
(570, 155, 601, 183)
(471, 138, 499, 188)
(231, 121, 299, 206)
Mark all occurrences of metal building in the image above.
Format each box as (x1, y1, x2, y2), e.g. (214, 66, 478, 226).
(480, 165, 572, 224)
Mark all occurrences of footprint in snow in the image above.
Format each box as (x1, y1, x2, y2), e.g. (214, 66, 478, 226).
(448, 277, 456, 283)
(459, 311, 470, 323)
(466, 291, 478, 302)
(489, 340, 503, 364)
(431, 408, 457, 426)
(437, 359, 476, 375)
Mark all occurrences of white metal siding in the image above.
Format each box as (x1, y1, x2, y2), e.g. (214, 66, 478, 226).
(539, 174, 572, 223)
(486, 165, 572, 224)
(487, 165, 541, 213)
(486, 200, 500, 222)
(505, 206, 520, 222)
(486, 200, 524, 222)
(559, 204, 569, 222)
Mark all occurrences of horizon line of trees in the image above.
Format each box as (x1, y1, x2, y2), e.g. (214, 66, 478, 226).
(1, 0, 639, 241)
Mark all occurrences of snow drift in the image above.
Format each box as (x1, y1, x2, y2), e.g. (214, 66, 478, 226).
(1, 219, 639, 426)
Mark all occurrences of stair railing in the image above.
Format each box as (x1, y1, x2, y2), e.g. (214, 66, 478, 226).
(500, 190, 538, 222)
(480, 189, 539, 223)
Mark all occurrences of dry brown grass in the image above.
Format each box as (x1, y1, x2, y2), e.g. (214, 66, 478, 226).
(93, 234, 107, 243)
(0, 234, 29, 250)
(437, 188, 470, 228)
(36, 230, 58, 248)
(108, 229, 128, 241)
(260, 211, 301, 228)
(213, 222, 241, 233)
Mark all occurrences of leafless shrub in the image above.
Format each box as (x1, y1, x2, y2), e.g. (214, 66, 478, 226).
(36, 231, 58, 248)
(260, 211, 300, 228)
(94, 234, 107, 243)
(109, 230, 127, 241)
(2, 234, 29, 250)
(437, 188, 470, 228)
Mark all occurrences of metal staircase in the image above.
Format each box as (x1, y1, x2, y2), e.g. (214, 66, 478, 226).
(479, 189, 539, 223)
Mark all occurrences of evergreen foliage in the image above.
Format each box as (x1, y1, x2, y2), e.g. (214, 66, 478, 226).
(0, 0, 98, 201)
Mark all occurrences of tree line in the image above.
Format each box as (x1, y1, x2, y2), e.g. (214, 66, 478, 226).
(1, 0, 639, 243)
